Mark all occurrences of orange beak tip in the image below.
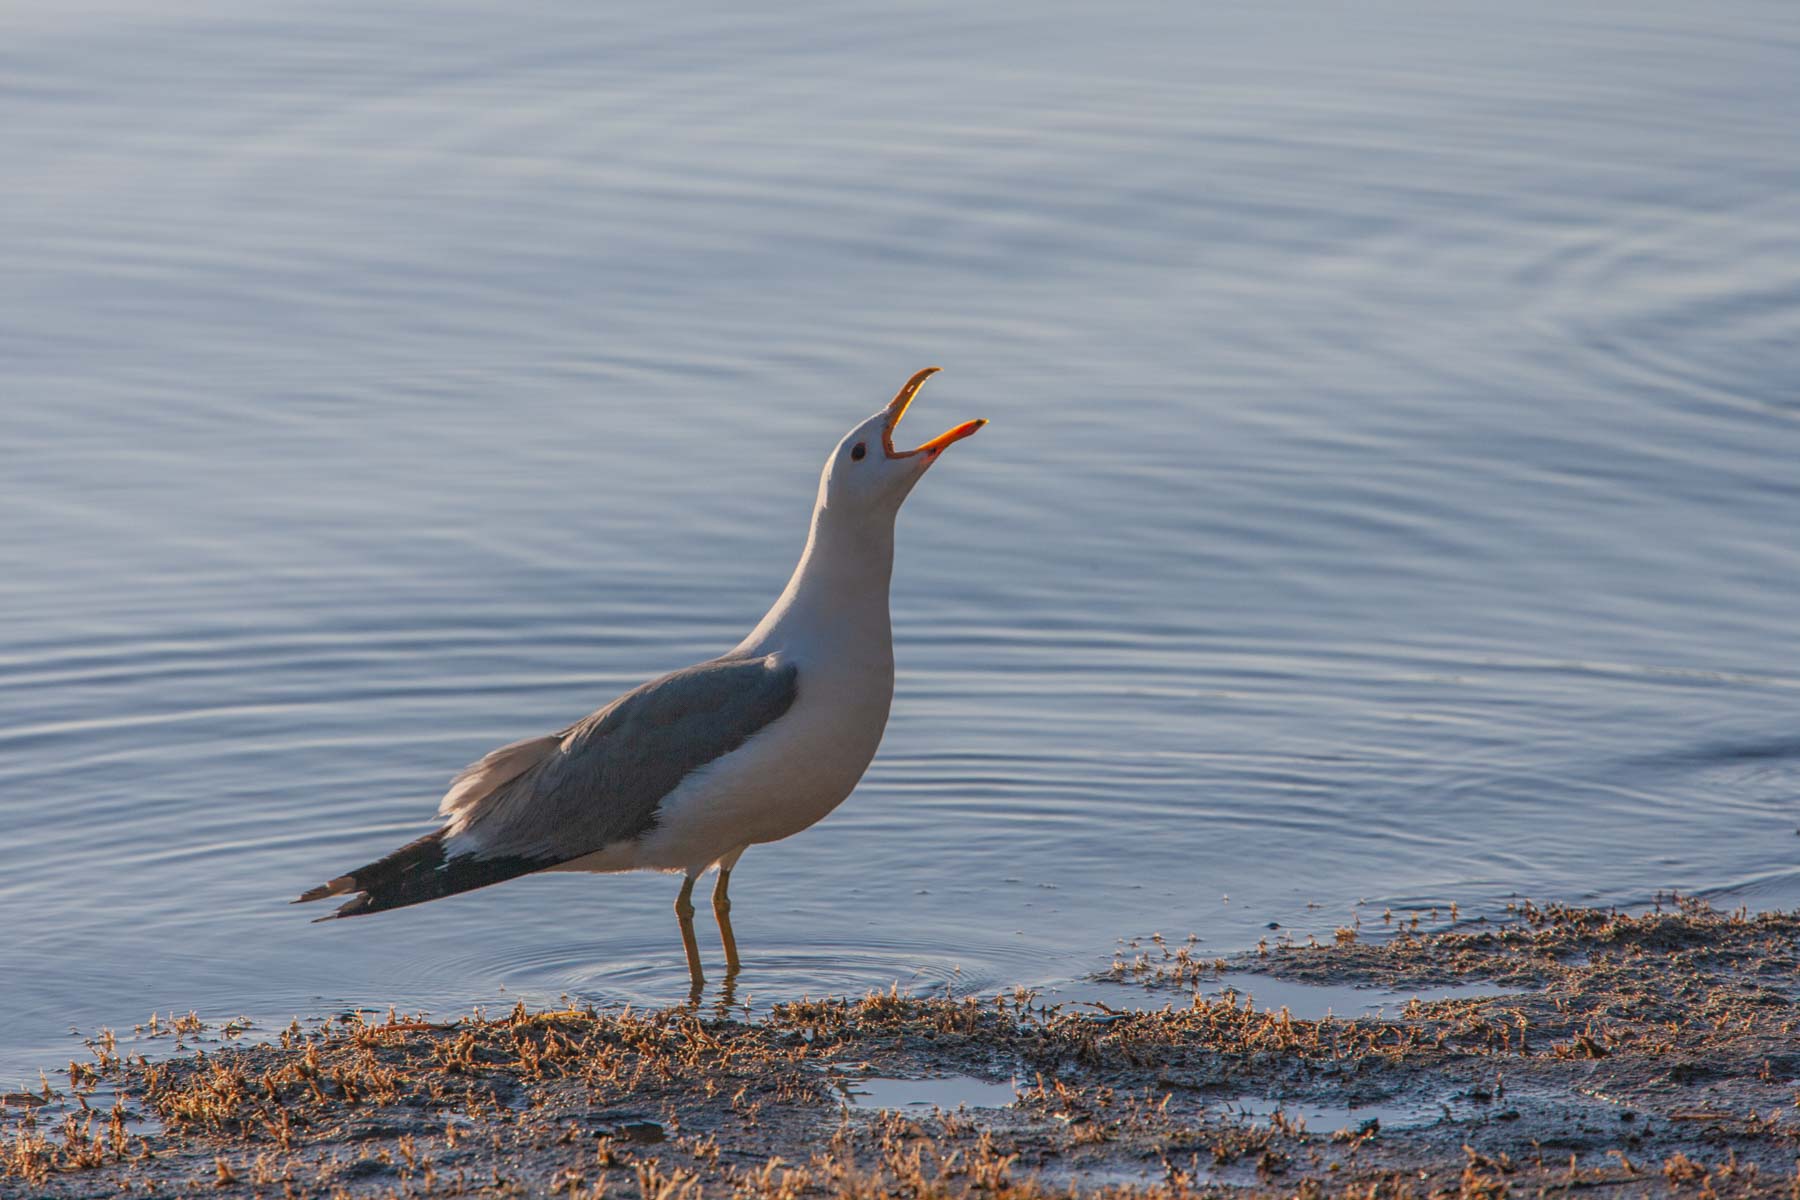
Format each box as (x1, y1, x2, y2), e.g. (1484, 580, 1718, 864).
(913, 419, 987, 456)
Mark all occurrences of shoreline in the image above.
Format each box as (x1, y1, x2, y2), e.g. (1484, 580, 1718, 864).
(6, 898, 1798, 1197)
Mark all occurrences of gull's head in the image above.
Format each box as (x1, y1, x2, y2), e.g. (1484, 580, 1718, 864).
(817, 367, 986, 519)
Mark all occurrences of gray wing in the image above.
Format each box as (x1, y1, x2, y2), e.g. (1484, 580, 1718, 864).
(444, 653, 800, 862)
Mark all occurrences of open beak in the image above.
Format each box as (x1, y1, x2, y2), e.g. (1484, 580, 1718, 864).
(882, 367, 987, 459)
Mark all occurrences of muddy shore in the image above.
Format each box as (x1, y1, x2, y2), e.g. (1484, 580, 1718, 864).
(6, 897, 1799, 1198)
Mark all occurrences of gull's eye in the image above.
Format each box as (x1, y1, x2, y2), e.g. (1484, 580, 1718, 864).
(850, 442, 867, 462)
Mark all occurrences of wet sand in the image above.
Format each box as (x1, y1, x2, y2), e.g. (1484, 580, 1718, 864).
(7, 897, 1800, 1198)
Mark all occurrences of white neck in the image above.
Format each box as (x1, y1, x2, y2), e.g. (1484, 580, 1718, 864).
(733, 496, 897, 663)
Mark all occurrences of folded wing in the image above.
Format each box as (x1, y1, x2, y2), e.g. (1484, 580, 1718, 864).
(295, 654, 800, 918)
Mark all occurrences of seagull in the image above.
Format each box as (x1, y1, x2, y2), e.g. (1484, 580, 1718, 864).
(295, 368, 985, 989)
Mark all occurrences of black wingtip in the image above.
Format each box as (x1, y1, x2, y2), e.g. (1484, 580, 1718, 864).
(310, 892, 373, 922)
(294, 873, 357, 904)
(334, 892, 374, 919)
(297, 830, 551, 921)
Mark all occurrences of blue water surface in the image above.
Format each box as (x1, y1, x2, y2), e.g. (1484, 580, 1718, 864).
(2, 0, 1798, 1080)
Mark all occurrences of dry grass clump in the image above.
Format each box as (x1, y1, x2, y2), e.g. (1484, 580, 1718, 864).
(0, 1092, 140, 1188)
(130, 998, 853, 1146)
(1103, 932, 1230, 989)
(1257, 895, 1800, 1060)
(1268, 894, 1800, 987)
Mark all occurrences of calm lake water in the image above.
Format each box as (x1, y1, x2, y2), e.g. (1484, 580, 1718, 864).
(3, 0, 1798, 1081)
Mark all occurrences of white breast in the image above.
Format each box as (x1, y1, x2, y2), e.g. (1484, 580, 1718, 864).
(550, 645, 893, 876)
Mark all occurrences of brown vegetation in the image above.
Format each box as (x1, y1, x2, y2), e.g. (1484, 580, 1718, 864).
(7, 898, 1800, 1197)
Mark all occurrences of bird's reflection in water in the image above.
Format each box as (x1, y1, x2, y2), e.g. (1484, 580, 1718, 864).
(688, 967, 744, 1014)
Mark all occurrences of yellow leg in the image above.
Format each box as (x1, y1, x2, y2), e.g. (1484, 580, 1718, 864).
(712, 867, 742, 976)
(676, 875, 704, 996)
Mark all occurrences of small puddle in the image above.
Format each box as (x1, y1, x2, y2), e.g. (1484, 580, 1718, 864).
(1201, 974, 1522, 1021)
(1, 1076, 163, 1142)
(1036, 1159, 1223, 1189)
(836, 1074, 1018, 1110)
(1223, 1094, 1458, 1134)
